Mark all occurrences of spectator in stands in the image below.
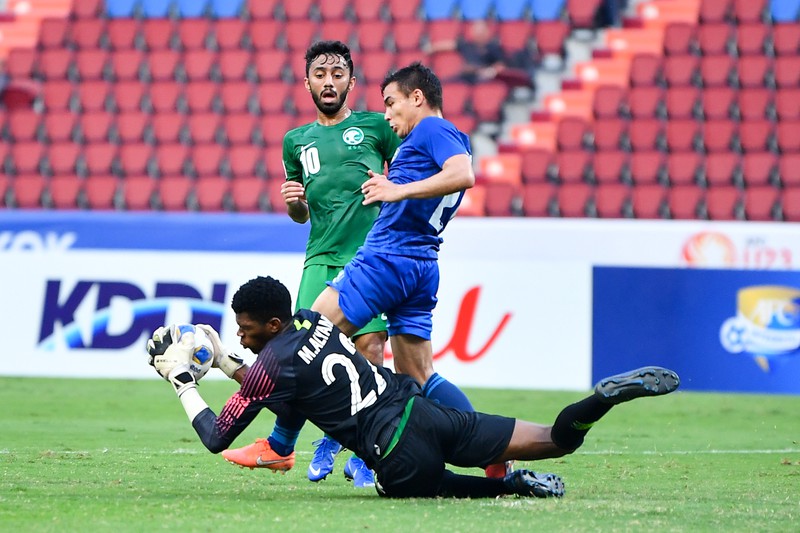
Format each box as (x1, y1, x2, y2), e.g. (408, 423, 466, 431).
(426, 20, 534, 88)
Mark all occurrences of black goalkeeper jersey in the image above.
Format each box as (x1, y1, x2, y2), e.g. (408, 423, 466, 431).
(193, 309, 421, 466)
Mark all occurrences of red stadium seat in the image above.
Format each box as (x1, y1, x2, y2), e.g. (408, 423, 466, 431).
(77, 82, 111, 113)
(185, 113, 220, 145)
(41, 81, 75, 112)
(84, 175, 119, 210)
(629, 151, 665, 185)
(666, 152, 702, 186)
(290, 84, 319, 115)
(773, 23, 800, 56)
(741, 152, 778, 187)
(42, 111, 78, 143)
(665, 120, 700, 153)
(248, 20, 283, 51)
(556, 183, 593, 217)
(359, 51, 396, 84)
(631, 184, 666, 218)
(663, 54, 699, 87)
(122, 175, 156, 210)
(38, 18, 69, 50)
(554, 150, 591, 184)
(739, 120, 774, 153)
(594, 183, 630, 218)
(534, 21, 570, 57)
(252, 49, 289, 82)
(230, 176, 266, 212)
(699, 0, 731, 24)
(774, 57, 800, 88)
(665, 86, 700, 119)
(556, 117, 589, 150)
(256, 82, 292, 115)
(701, 86, 736, 120)
(736, 88, 772, 121)
(593, 85, 626, 119)
(142, 19, 175, 51)
(697, 23, 733, 56)
(628, 119, 664, 152)
(107, 18, 140, 50)
(775, 88, 800, 120)
(108, 49, 145, 82)
(153, 143, 189, 177)
(11, 175, 46, 208)
(184, 82, 219, 114)
(479, 154, 522, 186)
(46, 143, 81, 176)
(176, 18, 211, 51)
(702, 120, 737, 153)
(782, 187, 800, 220)
(150, 113, 185, 144)
(48, 175, 83, 209)
(228, 145, 266, 178)
(38, 49, 73, 80)
(471, 82, 508, 122)
(6, 109, 39, 142)
(592, 118, 627, 150)
(70, 18, 105, 50)
(667, 185, 703, 219)
(483, 182, 516, 217)
(352, 0, 383, 21)
(705, 186, 742, 220)
(219, 82, 254, 114)
(118, 145, 153, 178)
(195, 177, 230, 212)
(189, 143, 225, 177)
(387, 0, 421, 20)
(520, 149, 554, 184)
(592, 150, 629, 185)
(264, 146, 286, 180)
(736, 23, 769, 56)
(442, 82, 472, 117)
(629, 54, 661, 87)
(218, 49, 251, 81)
(699, 55, 734, 88)
(6, 48, 35, 79)
(156, 176, 192, 211)
(704, 153, 741, 187)
(320, 20, 355, 43)
(780, 154, 800, 187)
(284, 20, 319, 51)
(214, 19, 247, 50)
(521, 183, 555, 217)
(246, 0, 280, 19)
(743, 186, 779, 221)
(733, 0, 767, 23)
(83, 143, 118, 176)
(146, 50, 181, 82)
(736, 56, 772, 89)
(182, 50, 216, 82)
(116, 112, 150, 144)
(776, 120, 800, 152)
(567, 0, 602, 29)
(112, 82, 147, 113)
(79, 112, 114, 143)
(663, 22, 696, 56)
(267, 178, 289, 212)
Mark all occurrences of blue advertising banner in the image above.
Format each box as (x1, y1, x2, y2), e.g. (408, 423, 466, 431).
(0, 211, 310, 252)
(593, 267, 800, 394)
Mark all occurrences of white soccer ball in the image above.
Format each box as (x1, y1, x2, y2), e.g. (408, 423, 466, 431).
(175, 324, 214, 380)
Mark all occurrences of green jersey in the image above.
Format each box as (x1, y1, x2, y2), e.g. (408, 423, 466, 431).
(282, 111, 401, 267)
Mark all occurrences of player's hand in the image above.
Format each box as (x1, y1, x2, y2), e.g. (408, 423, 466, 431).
(280, 181, 306, 205)
(146, 325, 176, 367)
(362, 170, 403, 205)
(195, 324, 245, 379)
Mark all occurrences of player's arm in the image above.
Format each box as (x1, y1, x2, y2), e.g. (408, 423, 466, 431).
(282, 135, 310, 223)
(361, 153, 474, 204)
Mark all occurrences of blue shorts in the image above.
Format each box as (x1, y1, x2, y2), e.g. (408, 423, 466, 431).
(328, 249, 438, 339)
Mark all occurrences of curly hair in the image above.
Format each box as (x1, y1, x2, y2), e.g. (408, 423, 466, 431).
(305, 40, 354, 77)
(231, 276, 293, 323)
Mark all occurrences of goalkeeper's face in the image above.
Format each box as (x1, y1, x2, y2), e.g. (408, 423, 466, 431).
(234, 312, 275, 354)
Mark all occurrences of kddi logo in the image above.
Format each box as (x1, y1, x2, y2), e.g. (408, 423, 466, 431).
(342, 127, 364, 146)
(38, 280, 227, 350)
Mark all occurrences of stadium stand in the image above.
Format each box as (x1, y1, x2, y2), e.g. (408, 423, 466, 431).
(0, 0, 798, 221)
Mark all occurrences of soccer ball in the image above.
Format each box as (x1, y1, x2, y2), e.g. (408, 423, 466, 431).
(176, 324, 214, 380)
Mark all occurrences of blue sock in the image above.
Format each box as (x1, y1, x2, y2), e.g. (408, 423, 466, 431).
(268, 424, 300, 456)
(422, 373, 474, 412)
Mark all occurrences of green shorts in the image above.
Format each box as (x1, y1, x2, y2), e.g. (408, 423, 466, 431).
(297, 263, 387, 337)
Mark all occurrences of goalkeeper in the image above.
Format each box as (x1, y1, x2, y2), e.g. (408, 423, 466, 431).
(148, 275, 680, 499)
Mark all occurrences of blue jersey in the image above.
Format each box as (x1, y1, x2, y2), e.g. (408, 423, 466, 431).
(362, 116, 471, 260)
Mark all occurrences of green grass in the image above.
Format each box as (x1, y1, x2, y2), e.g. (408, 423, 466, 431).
(1, 378, 798, 532)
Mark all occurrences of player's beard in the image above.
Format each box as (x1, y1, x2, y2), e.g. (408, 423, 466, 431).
(312, 87, 350, 116)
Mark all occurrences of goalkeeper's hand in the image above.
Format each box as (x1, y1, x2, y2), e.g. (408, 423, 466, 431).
(147, 326, 197, 396)
(195, 324, 245, 379)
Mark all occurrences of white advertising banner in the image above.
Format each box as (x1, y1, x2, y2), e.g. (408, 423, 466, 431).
(1, 212, 798, 390)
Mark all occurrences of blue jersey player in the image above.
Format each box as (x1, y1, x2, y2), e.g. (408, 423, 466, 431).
(147, 276, 680, 498)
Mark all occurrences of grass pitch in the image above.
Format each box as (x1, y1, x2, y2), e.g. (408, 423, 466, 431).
(1, 377, 798, 532)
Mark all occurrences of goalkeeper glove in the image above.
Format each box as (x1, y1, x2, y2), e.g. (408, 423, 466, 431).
(195, 324, 245, 379)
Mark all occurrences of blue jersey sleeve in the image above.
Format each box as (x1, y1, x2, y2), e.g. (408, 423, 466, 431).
(417, 117, 472, 169)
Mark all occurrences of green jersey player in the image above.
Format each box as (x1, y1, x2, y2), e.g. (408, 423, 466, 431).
(222, 41, 400, 488)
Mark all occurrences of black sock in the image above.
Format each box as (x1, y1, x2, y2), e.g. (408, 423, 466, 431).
(437, 470, 507, 498)
(550, 396, 613, 451)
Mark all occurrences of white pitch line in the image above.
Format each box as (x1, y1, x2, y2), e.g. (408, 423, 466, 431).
(3, 448, 799, 456)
